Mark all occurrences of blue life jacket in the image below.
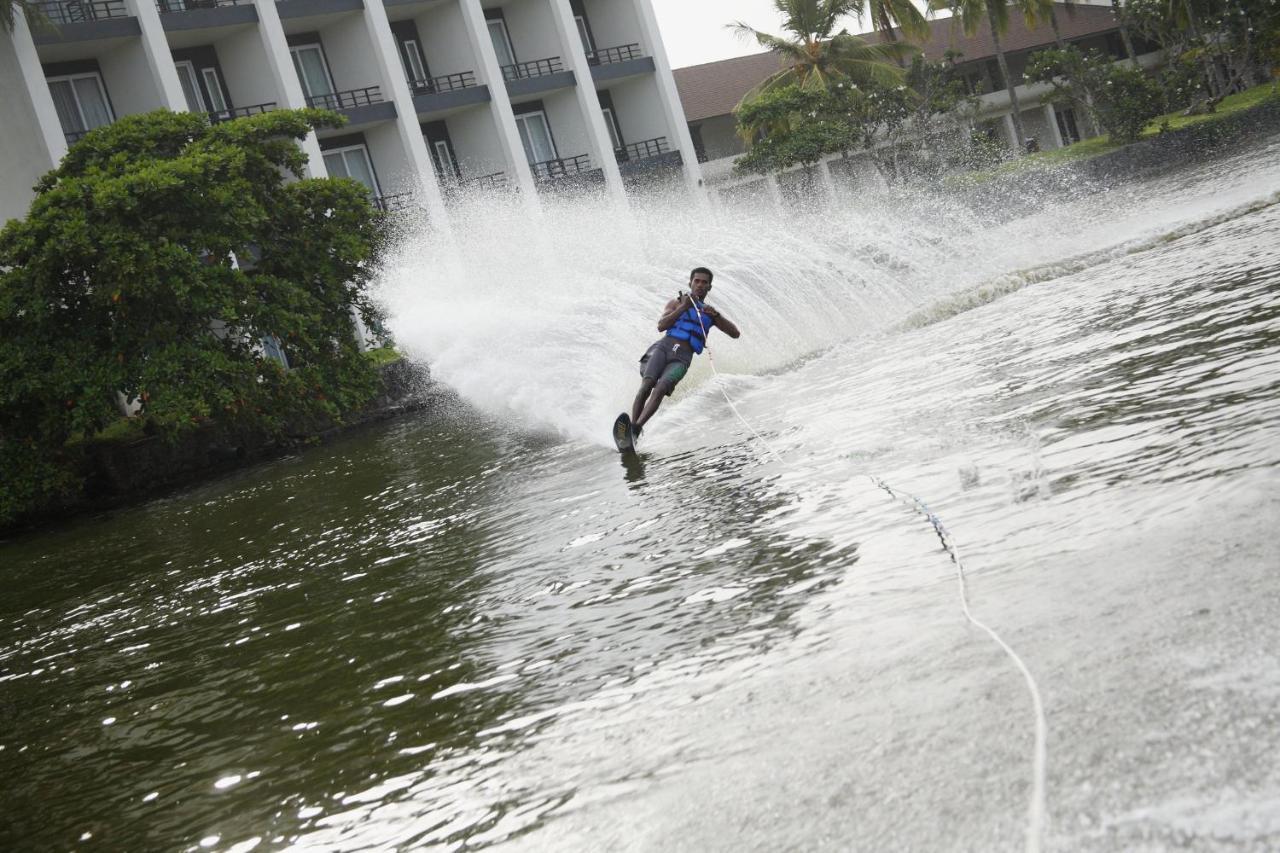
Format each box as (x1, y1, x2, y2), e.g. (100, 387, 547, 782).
(666, 299, 712, 354)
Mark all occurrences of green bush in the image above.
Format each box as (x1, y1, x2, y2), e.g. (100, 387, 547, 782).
(0, 108, 387, 526)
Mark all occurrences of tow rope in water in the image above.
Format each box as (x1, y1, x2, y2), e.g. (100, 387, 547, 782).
(677, 296, 1047, 853)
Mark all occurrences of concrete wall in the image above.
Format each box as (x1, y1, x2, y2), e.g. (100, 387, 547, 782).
(580, 0, 642, 51)
(319, 15, 381, 92)
(696, 114, 742, 161)
(416, 1, 475, 79)
(0, 25, 59, 224)
(98, 40, 170, 115)
(364, 121, 413, 193)
(448, 108, 509, 177)
(542, 88, 592, 160)
(496, 0, 562, 63)
(216, 27, 283, 107)
(605, 75, 667, 144)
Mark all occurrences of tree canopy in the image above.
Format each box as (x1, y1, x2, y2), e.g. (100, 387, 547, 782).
(0, 108, 387, 524)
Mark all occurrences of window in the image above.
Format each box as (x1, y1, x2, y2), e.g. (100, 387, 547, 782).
(322, 144, 381, 197)
(575, 16, 594, 55)
(433, 140, 458, 181)
(513, 111, 556, 164)
(487, 19, 516, 67)
(46, 72, 114, 137)
(601, 107, 622, 151)
(174, 61, 206, 112)
(202, 67, 228, 113)
(1055, 107, 1081, 145)
(400, 38, 427, 85)
(290, 44, 334, 100)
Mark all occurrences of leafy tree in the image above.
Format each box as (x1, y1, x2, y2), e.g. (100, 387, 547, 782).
(932, 0, 1055, 153)
(729, 0, 915, 108)
(1025, 46, 1164, 143)
(0, 109, 386, 525)
(863, 53, 982, 182)
(733, 83, 868, 176)
(733, 57, 981, 184)
(1127, 0, 1280, 106)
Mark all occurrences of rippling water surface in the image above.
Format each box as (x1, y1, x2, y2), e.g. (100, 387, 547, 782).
(2, 137, 1279, 852)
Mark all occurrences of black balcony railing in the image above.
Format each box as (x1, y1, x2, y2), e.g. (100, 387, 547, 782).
(208, 103, 277, 123)
(305, 87, 383, 111)
(615, 136, 669, 163)
(587, 43, 642, 66)
(501, 57, 563, 82)
(531, 154, 591, 181)
(32, 0, 128, 24)
(461, 171, 508, 191)
(373, 192, 413, 212)
(156, 0, 248, 12)
(407, 71, 477, 96)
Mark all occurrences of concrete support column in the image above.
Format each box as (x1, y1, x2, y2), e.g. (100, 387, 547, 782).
(126, 0, 187, 109)
(457, 0, 539, 208)
(11, 15, 67, 164)
(633, 0, 704, 195)
(816, 157, 835, 201)
(360, 0, 450, 227)
(253, 0, 325, 176)
(1001, 113, 1018, 153)
(764, 173, 782, 208)
(1044, 103, 1064, 149)
(547, 0, 625, 202)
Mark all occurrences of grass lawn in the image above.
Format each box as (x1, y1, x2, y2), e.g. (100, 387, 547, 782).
(955, 82, 1279, 185)
(363, 346, 402, 367)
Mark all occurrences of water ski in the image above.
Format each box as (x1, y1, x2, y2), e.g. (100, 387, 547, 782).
(612, 412, 637, 454)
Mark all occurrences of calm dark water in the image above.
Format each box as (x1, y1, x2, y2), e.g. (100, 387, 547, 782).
(2, 141, 1279, 851)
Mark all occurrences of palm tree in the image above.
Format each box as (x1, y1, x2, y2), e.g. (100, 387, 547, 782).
(729, 0, 918, 101)
(856, 0, 932, 42)
(1109, 0, 1139, 64)
(936, 0, 1053, 154)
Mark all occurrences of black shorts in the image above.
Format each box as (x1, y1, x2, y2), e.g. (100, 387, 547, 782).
(639, 337, 693, 394)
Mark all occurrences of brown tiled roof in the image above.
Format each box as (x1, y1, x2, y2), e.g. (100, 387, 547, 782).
(674, 3, 1121, 122)
(903, 3, 1120, 63)
(674, 51, 786, 123)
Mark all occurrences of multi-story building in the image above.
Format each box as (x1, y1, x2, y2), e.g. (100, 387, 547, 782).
(674, 2, 1164, 202)
(0, 0, 701, 226)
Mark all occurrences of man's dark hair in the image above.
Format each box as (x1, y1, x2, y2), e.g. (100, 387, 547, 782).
(690, 266, 714, 284)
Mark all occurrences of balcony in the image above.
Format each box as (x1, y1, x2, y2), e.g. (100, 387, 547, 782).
(408, 71, 476, 96)
(501, 57, 562, 82)
(208, 102, 277, 123)
(409, 71, 490, 115)
(615, 136, 667, 163)
(587, 44, 641, 66)
(373, 192, 413, 212)
(460, 171, 508, 192)
(306, 86, 381, 110)
(616, 136, 683, 177)
(307, 87, 396, 125)
(588, 43, 655, 83)
(156, 0, 250, 11)
(156, 0, 257, 29)
(32, 0, 129, 24)
(531, 154, 602, 186)
(502, 57, 575, 98)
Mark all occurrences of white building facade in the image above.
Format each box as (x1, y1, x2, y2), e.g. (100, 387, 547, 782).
(0, 0, 702, 226)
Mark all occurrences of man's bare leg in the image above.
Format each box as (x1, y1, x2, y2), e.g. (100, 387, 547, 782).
(631, 378, 655, 424)
(635, 381, 670, 430)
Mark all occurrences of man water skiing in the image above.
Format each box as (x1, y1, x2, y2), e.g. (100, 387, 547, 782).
(627, 267, 740, 442)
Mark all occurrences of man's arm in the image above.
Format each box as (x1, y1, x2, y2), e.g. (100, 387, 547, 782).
(657, 295, 691, 331)
(705, 306, 741, 339)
